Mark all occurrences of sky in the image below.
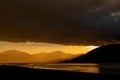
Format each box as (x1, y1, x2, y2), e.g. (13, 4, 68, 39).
(0, 41, 97, 54)
(0, 0, 120, 45)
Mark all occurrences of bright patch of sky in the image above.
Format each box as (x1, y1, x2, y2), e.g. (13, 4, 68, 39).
(0, 41, 98, 54)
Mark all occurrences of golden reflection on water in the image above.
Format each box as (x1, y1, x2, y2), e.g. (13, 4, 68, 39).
(3, 63, 120, 75)
(1, 63, 99, 73)
(26, 63, 100, 73)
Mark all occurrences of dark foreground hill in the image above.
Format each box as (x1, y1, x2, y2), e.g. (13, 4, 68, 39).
(62, 44, 120, 63)
(0, 65, 119, 80)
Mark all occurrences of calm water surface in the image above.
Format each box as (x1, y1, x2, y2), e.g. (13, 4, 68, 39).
(3, 63, 120, 75)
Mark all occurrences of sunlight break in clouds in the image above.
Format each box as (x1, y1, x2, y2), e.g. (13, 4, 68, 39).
(0, 41, 98, 54)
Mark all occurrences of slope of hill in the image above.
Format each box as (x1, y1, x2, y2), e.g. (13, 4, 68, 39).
(62, 44, 120, 63)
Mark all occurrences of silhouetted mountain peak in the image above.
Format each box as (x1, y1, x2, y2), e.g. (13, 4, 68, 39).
(86, 44, 120, 56)
(62, 44, 120, 63)
(32, 51, 77, 63)
(3, 50, 20, 53)
(0, 50, 78, 63)
(2, 50, 30, 56)
(0, 50, 32, 63)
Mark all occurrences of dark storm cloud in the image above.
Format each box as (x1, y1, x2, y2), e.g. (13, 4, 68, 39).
(0, 0, 120, 45)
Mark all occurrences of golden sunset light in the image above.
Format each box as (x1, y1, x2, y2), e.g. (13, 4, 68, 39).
(0, 41, 98, 54)
(0, 0, 120, 79)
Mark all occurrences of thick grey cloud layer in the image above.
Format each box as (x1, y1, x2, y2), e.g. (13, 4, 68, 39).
(0, 0, 120, 45)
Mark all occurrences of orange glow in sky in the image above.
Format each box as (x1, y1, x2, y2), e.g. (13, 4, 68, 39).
(0, 41, 98, 54)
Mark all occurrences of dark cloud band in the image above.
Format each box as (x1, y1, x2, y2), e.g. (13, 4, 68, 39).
(0, 0, 120, 45)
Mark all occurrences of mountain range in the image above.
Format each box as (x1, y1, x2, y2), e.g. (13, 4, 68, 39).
(0, 50, 78, 63)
